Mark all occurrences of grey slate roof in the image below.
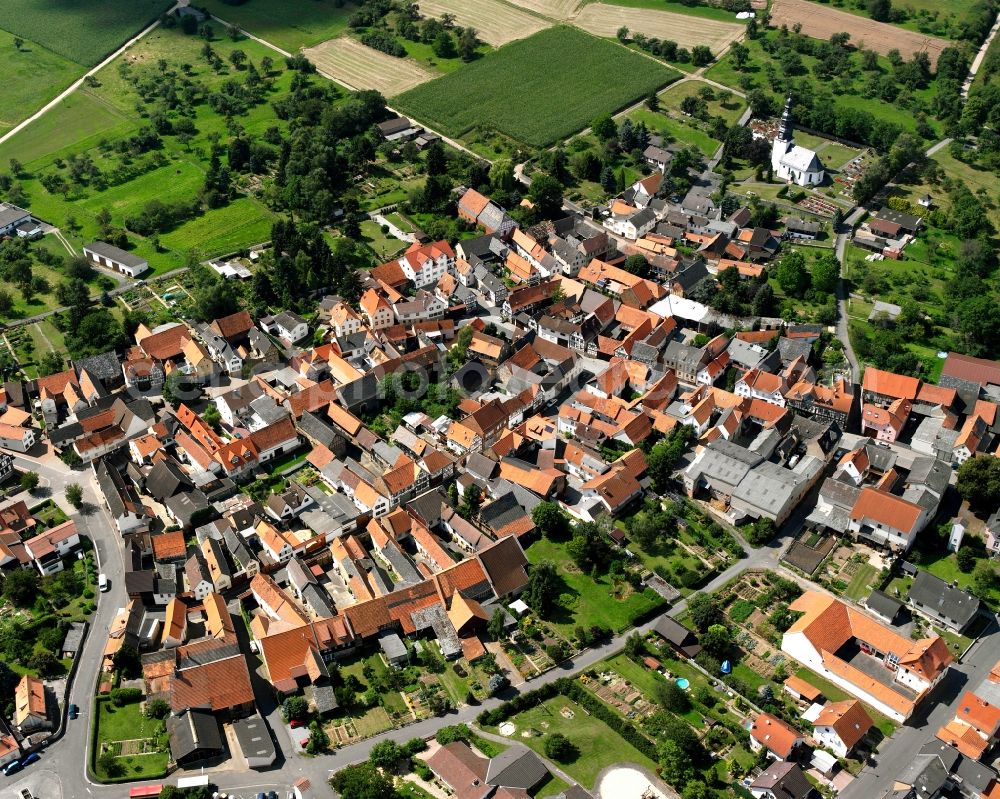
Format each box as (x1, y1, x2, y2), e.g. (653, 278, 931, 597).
(167, 708, 223, 762)
(84, 240, 148, 269)
(486, 746, 549, 790)
(865, 590, 903, 622)
(909, 570, 982, 629)
(232, 714, 277, 767)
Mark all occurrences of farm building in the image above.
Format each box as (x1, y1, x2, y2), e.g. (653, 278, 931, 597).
(83, 241, 150, 277)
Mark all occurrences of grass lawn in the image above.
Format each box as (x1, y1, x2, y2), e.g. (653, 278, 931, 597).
(29, 499, 69, 530)
(198, 0, 357, 51)
(525, 537, 666, 635)
(0, 29, 83, 137)
(394, 26, 679, 148)
(535, 775, 571, 797)
(353, 706, 394, 737)
(657, 79, 746, 124)
(625, 107, 719, 157)
(483, 696, 658, 788)
(842, 563, 880, 601)
(360, 219, 408, 261)
(793, 667, 896, 738)
(93, 698, 168, 781)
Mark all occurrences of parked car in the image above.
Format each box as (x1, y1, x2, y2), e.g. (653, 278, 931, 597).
(256, 792, 266, 799)
(22, 752, 40, 766)
(98, 573, 108, 592)
(68, 703, 78, 720)
(267, 791, 278, 799)
(4, 759, 23, 776)
(289, 719, 303, 729)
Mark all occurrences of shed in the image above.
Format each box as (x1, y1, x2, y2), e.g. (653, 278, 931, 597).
(61, 622, 86, 658)
(865, 589, 903, 624)
(379, 632, 409, 666)
(783, 675, 822, 704)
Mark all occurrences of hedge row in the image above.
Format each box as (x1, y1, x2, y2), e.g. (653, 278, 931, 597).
(477, 678, 658, 763)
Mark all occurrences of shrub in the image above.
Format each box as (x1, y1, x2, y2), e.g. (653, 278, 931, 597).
(544, 732, 579, 762)
(109, 687, 142, 706)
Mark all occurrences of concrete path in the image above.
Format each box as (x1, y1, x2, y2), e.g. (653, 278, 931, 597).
(963, 12, 1000, 99)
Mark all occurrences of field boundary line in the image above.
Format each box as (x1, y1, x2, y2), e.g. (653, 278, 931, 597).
(0, 2, 179, 147)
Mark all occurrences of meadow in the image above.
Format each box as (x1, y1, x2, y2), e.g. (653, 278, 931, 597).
(0, 0, 172, 65)
(394, 27, 679, 147)
(0, 29, 82, 137)
(198, 0, 356, 52)
(0, 26, 292, 271)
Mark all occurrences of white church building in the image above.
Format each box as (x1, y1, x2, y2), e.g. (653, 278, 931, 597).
(771, 96, 825, 187)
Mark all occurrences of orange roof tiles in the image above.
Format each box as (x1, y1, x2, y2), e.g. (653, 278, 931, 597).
(862, 367, 920, 400)
(955, 690, 1000, 736)
(850, 487, 923, 535)
(936, 719, 989, 760)
(813, 700, 873, 750)
(750, 713, 802, 758)
(784, 675, 823, 702)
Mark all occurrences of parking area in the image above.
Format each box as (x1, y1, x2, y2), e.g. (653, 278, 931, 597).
(6, 768, 62, 799)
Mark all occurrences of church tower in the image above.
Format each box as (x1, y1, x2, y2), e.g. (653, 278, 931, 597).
(771, 95, 794, 173)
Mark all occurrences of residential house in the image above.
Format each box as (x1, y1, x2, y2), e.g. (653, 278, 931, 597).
(908, 571, 983, 634)
(749, 762, 816, 799)
(260, 311, 309, 345)
(23, 520, 81, 575)
(812, 700, 874, 758)
(749, 713, 805, 761)
(14, 674, 50, 734)
(936, 690, 1000, 761)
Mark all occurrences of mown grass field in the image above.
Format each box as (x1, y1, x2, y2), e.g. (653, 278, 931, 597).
(0, 0, 172, 65)
(0, 26, 289, 272)
(395, 26, 679, 147)
(0, 29, 83, 136)
(198, 0, 356, 52)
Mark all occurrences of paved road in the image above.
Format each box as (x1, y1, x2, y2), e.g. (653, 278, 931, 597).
(963, 12, 1000, 99)
(833, 205, 866, 382)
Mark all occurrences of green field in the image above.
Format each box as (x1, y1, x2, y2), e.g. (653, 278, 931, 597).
(0, 29, 83, 136)
(93, 698, 169, 781)
(484, 696, 659, 788)
(0, 26, 291, 270)
(525, 537, 665, 635)
(0, 0, 172, 66)
(199, 0, 357, 52)
(395, 26, 679, 147)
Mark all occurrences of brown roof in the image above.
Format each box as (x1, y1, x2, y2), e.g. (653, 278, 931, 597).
(784, 675, 823, 702)
(152, 531, 187, 561)
(138, 323, 192, 361)
(170, 650, 254, 713)
(813, 699, 874, 750)
(477, 535, 529, 597)
(850, 487, 923, 534)
(257, 617, 354, 691)
(941, 352, 1000, 387)
(14, 674, 46, 724)
(211, 310, 254, 341)
(248, 416, 298, 452)
(427, 742, 489, 799)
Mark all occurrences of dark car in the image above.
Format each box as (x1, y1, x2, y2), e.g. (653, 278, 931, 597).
(22, 752, 40, 767)
(68, 703, 78, 720)
(4, 760, 23, 776)
(267, 791, 278, 799)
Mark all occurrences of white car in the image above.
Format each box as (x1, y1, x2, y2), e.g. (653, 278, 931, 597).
(98, 573, 108, 592)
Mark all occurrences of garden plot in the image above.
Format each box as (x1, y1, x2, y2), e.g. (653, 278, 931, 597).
(770, 0, 950, 66)
(416, 0, 552, 46)
(304, 37, 435, 95)
(573, 4, 743, 53)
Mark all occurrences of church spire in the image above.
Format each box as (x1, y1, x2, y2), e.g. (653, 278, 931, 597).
(777, 95, 794, 142)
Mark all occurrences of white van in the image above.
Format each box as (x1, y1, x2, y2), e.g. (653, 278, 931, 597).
(98, 573, 108, 592)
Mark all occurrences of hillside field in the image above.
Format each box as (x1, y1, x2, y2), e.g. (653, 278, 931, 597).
(0, 0, 172, 65)
(0, 28, 82, 136)
(394, 26, 679, 147)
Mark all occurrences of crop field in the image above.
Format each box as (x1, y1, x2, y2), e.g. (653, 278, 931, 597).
(573, 3, 743, 52)
(198, 0, 356, 52)
(504, 0, 582, 20)
(770, 0, 950, 66)
(0, 29, 83, 137)
(395, 27, 678, 146)
(797, 0, 979, 40)
(0, 0, 172, 66)
(415, 0, 552, 46)
(304, 37, 435, 95)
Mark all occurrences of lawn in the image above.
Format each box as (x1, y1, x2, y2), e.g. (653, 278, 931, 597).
(0, 25, 295, 274)
(842, 562, 879, 601)
(29, 499, 69, 530)
(198, 0, 358, 52)
(0, 0, 173, 66)
(360, 219, 408, 261)
(93, 697, 168, 781)
(394, 26, 679, 147)
(484, 696, 658, 788)
(626, 107, 720, 157)
(525, 537, 666, 635)
(657, 79, 746, 124)
(0, 28, 83, 137)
